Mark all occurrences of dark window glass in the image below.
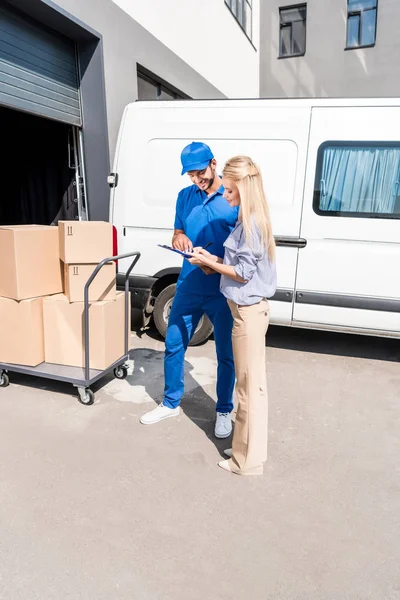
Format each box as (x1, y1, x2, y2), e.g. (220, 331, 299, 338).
(292, 19, 306, 54)
(346, 0, 377, 48)
(137, 76, 158, 101)
(137, 71, 186, 101)
(280, 26, 291, 56)
(362, 8, 377, 45)
(347, 14, 360, 47)
(279, 5, 307, 57)
(349, 0, 376, 10)
(158, 87, 175, 100)
(225, 0, 252, 40)
(244, 1, 252, 37)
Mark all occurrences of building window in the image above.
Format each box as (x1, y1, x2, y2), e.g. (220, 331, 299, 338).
(313, 142, 400, 219)
(137, 66, 187, 101)
(279, 5, 307, 58)
(225, 0, 252, 40)
(346, 0, 377, 48)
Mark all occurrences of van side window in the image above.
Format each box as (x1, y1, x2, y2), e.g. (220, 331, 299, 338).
(313, 142, 400, 219)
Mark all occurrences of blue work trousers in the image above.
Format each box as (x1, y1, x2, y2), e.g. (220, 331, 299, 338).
(163, 291, 235, 413)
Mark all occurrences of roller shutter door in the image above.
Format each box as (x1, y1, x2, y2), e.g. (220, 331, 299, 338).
(0, 4, 81, 125)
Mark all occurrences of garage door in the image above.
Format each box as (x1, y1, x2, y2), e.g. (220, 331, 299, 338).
(0, 4, 81, 125)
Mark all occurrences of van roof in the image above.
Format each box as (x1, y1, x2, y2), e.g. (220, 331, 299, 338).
(128, 97, 400, 110)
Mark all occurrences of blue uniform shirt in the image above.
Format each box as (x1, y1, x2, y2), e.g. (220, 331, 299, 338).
(174, 183, 239, 295)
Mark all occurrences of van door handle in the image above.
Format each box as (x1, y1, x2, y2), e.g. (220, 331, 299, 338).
(274, 236, 307, 248)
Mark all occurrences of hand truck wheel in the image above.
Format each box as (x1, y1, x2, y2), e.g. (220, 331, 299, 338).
(0, 372, 9, 387)
(114, 365, 128, 380)
(77, 387, 95, 405)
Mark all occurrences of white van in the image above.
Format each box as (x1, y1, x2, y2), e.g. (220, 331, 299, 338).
(110, 98, 400, 343)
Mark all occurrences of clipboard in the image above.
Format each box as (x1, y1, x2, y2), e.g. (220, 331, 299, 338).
(157, 244, 192, 259)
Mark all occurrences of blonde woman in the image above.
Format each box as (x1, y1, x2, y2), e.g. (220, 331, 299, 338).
(188, 156, 277, 476)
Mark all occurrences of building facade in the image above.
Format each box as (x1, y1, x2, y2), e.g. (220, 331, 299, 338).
(112, 0, 260, 101)
(0, 0, 260, 223)
(260, 0, 399, 99)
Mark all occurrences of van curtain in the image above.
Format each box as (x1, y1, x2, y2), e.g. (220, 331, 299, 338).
(320, 145, 400, 214)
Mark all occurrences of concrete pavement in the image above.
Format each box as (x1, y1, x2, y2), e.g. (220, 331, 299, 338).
(0, 326, 399, 600)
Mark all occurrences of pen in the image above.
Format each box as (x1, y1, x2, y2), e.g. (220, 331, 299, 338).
(203, 242, 213, 250)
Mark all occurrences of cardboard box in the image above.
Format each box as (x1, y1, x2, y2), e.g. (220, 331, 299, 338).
(43, 292, 128, 370)
(59, 221, 113, 264)
(0, 297, 44, 366)
(0, 225, 63, 300)
(64, 263, 116, 303)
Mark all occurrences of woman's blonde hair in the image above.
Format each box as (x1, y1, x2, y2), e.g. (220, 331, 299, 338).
(222, 156, 276, 262)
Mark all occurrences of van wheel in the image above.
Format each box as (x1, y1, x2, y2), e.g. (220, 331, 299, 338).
(153, 284, 214, 346)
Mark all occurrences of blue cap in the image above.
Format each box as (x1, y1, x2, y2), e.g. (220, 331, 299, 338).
(181, 142, 214, 175)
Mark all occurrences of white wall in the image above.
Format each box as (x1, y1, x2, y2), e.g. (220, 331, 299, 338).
(111, 0, 260, 98)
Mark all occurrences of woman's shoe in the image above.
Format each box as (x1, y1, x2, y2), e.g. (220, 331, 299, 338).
(218, 459, 233, 472)
(224, 448, 232, 458)
(218, 458, 264, 476)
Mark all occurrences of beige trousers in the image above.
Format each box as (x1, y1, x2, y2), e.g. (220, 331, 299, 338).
(227, 299, 270, 476)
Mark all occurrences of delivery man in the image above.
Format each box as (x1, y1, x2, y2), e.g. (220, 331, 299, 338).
(140, 142, 238, 438)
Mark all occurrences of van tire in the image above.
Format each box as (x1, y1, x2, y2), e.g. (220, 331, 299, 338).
(153, 284, 214, 346)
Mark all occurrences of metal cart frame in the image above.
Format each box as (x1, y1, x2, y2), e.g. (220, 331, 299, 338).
(0, 251, 140, 405)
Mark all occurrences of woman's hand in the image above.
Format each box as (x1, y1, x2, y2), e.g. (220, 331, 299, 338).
(187, 248, 243, 282)
(188, 249, 216, 274)
(192, 247, 212, 257)
(187, 247, 222, 275)
(191, 247, 219, 262)
(187, 252, 209, 266)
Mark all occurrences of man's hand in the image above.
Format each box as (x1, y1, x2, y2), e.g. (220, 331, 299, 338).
(172, 231, 193, 252)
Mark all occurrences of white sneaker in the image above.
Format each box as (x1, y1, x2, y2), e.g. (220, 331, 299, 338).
(224, 448, 232, 458)
(215, 412, 232, 439)
(140, 402, 180, 425)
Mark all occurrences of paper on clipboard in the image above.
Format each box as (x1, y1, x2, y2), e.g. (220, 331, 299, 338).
(157, 244, 192, 259)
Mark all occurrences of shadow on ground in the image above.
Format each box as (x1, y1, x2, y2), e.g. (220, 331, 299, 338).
(126, 347, 229, 457)
(4, 323, 398, 422)
(139, 321, 400, 363)
(266, 325, 400, 363)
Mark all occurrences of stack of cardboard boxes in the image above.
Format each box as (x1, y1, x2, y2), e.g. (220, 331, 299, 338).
(0, 221, 126, 372)
(0, 225, 62, 366)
